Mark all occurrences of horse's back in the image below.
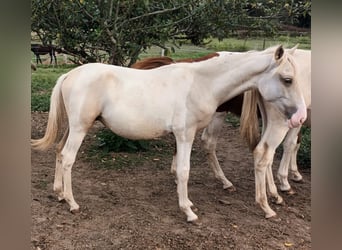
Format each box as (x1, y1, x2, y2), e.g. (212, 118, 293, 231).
(60, 63, 193, 139)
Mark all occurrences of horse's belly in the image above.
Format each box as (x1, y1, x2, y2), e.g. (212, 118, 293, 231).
(101, 110, 172, 140)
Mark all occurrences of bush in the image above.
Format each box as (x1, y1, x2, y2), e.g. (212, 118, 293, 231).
(95, 128, 150, 153)
(276, 126, 311, 168)
(31, 94, 51, 111)
(297, 126, 311, 167)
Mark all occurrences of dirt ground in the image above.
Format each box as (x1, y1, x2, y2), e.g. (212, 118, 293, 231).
(31, 112, 311, 250)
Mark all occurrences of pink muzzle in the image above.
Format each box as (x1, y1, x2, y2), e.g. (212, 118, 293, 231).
(287, 103, 307, 128)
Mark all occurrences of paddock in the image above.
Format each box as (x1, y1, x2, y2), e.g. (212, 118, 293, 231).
(31, 112, 311, 249)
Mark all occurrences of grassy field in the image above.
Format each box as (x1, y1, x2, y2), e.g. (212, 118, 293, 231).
(32, 35, 310, 66)
(31, 36, 311, 166)
(140, 35, 311, 59)
(31, 65, 75, 111)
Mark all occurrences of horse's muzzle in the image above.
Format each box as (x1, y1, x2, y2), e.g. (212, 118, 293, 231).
(287, 103, 307, 128)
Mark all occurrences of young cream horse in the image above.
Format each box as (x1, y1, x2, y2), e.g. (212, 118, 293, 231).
(31, 45, 306, 222)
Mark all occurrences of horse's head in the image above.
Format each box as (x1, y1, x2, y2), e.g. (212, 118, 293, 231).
(257, 45, 307, 128)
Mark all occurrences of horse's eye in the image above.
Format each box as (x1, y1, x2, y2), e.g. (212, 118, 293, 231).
(283, 77, 292, 85)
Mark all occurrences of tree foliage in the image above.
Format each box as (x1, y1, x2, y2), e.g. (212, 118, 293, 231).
(31, 0, 311, 65)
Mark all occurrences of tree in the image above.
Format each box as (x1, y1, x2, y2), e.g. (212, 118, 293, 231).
(32, 0, 206, 65)
(31, 0, 310, 65)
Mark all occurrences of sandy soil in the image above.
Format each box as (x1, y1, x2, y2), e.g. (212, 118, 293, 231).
(31, 112, 311, 250)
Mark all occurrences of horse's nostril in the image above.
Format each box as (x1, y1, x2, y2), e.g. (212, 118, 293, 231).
(285, 106, 297, 119)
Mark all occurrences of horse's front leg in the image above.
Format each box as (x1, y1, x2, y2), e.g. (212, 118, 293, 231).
(254, 124, 288, 218)
(174, 129, 198, 222)
(201, 112, 235, 191)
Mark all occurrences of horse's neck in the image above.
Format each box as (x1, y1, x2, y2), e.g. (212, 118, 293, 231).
(294, 49, 311, 106)
(194, 51, 272, 106)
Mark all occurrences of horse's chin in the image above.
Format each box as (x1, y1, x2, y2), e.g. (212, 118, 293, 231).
(287, 119, 301, 129)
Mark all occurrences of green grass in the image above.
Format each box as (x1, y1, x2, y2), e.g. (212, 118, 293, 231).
(140, 35, 311, 61)
(203, 35, 311, 51)
(31, 65, 76, 111)
(140, 43, 214, 60)
(226, 113, 240, 127)
(218, 35, 308, 52)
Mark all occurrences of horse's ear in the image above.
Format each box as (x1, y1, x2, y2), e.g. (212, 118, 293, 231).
(288, 44, 299, 55)
(274, 45, 284, 61)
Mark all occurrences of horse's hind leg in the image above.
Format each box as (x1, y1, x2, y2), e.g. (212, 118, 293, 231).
(289, 140, 303, 182)
(49, 52, 53, 65)
(59, 128, 87, 212)
(53, 128, 69, 201)
(54, 54, 57, 65)
(37, 55, 42, 64)
(277, 126, 302, 192)
(201, 112, 235, 191)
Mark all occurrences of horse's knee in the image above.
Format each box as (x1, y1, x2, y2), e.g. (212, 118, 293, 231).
(201, 134, 216, 152)
(201, 129, 210, 149)
(283, 140, 297, 151)
(253, 144, 274, 169)
(176, 169, 190, 183)
(253, 144, 264, 159)
(60, 152, 76, 170)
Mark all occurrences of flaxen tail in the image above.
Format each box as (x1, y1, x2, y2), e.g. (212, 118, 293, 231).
(31, 73, 68, 151)
(239, 89, 261, 151)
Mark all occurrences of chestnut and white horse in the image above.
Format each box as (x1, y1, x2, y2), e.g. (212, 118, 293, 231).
(31, 45, 306, 222)
(133, 48, 311, 218)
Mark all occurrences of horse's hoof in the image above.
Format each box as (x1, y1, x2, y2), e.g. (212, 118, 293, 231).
(282, 188, 296, 195)
(188, 218, 202, 226)
(70, 208, 80, 214)
(288, 188, 296, 195)
(57, 196, 65, 202)
(271, 196, 285, 206)
(224, 185, 236, 192)
(265, 211, 277, 219)
(292, 178, 304, 183)
(268, 214, 282, 222)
